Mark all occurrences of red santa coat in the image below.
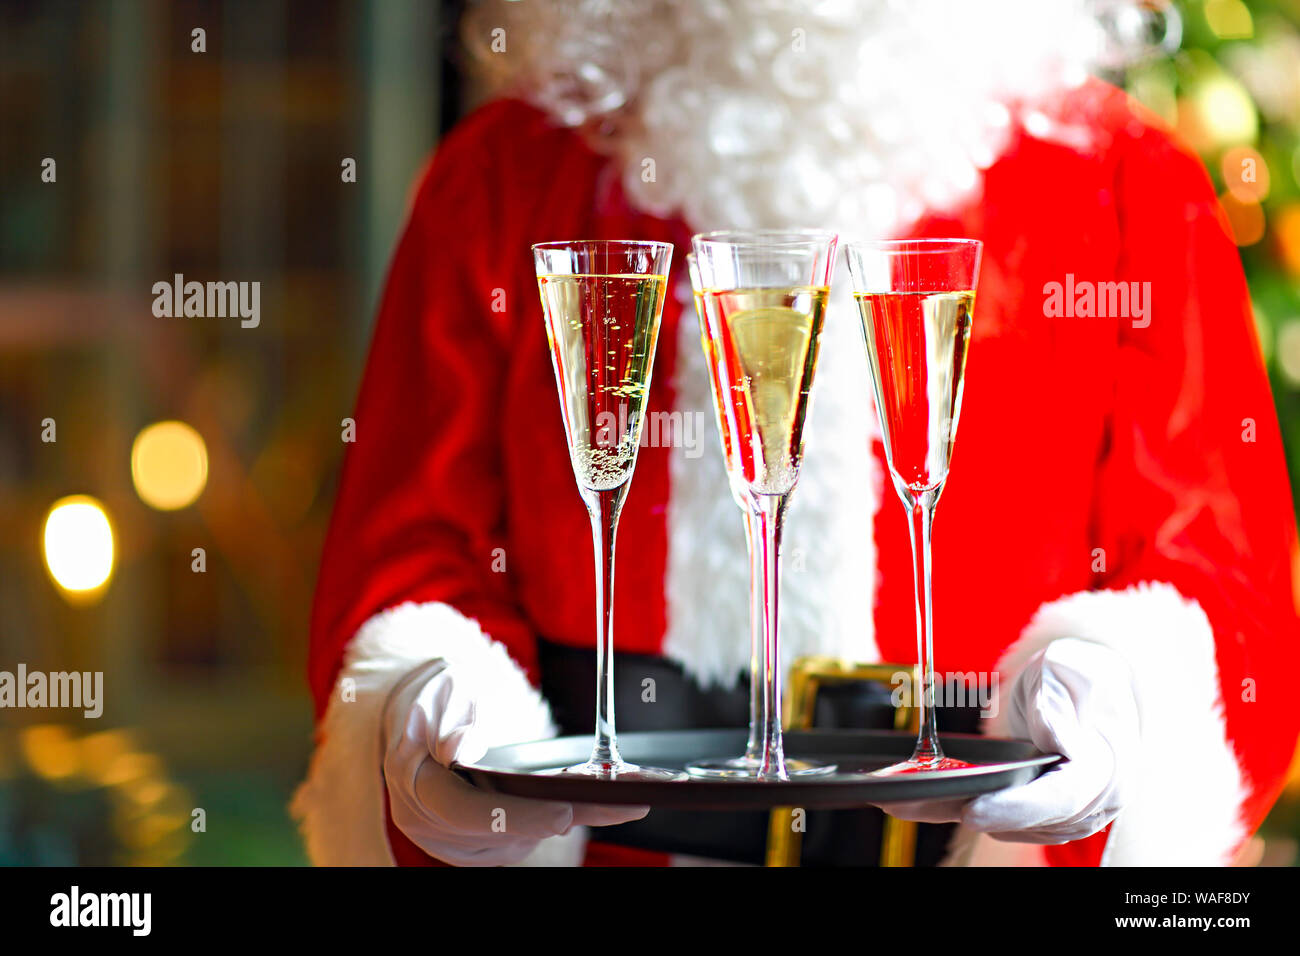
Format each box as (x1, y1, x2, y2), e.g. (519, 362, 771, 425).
(293, 81, 1300, 867)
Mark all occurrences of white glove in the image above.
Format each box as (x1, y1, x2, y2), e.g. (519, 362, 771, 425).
(382, 659, 649, 866)
(877, 638, 1139, 844)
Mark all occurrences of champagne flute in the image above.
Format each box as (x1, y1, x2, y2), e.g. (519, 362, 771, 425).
(845, 238, 982, 773)
(683, 253, 763, 777)
(534, 239, 682, 780)
(688, 232, 838, 781)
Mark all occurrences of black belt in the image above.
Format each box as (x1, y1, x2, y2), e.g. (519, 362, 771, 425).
(537, 637, 980, 866)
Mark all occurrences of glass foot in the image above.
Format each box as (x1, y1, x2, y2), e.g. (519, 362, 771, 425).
(557, 760, 685, 782)
(685, 755, 837, 779)
(872, 756, 975, 776)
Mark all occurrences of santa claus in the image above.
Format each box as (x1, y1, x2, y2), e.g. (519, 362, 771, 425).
(292, 0, 1300, 866)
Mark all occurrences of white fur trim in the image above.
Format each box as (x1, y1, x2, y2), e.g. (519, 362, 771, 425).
(664, 270, 882, 687)
(949, 583, 1248, 866)
(291, 601, 572, 866)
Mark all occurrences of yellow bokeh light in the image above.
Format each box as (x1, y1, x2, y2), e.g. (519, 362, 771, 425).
(21, 725, 81, 781)
(1197, 76, 1258, 147)
(1205, 0, 1253, 40)
(131, 420, 208, 510)
(1179, 74, 1257, 153)
(98, 751, 163, 788)
(80, 730, 135, 783)
(43, 495, 115, 594)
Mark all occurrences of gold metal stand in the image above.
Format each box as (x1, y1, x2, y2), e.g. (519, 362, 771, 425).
(764, 657, 921, 867)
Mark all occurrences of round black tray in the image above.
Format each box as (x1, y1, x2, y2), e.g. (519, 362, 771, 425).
(455, 728, 1059, 810)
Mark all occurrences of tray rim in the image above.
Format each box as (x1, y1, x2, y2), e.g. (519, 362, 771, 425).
(454, 727, 1061, 809)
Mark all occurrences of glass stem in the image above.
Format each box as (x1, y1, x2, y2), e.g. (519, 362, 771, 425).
(743, 511, 762, 764)
(905, 490, 943, 763)
(752, 493, 788, 780)
(587, 485, 628, 771)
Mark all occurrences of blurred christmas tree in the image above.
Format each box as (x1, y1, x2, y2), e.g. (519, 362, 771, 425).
(1135, 0, 1300, 856)
(1128, 1, 1300, 502)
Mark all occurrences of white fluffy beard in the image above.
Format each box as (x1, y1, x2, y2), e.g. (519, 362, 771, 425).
(481, 0, 1109, 236)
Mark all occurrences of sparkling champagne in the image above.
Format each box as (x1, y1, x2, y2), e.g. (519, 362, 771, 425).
(854, 291, 974, 495)
(538, 274, 666, 491)
(697, 286, 829, 496)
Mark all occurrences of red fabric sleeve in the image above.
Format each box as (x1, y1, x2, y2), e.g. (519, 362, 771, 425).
(307, 99, 568, 718)
(1067, 116, 1300, 861)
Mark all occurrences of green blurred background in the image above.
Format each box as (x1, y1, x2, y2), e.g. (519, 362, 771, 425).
(0, 0, 465, 866)
(0, 0, 1298, 865)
